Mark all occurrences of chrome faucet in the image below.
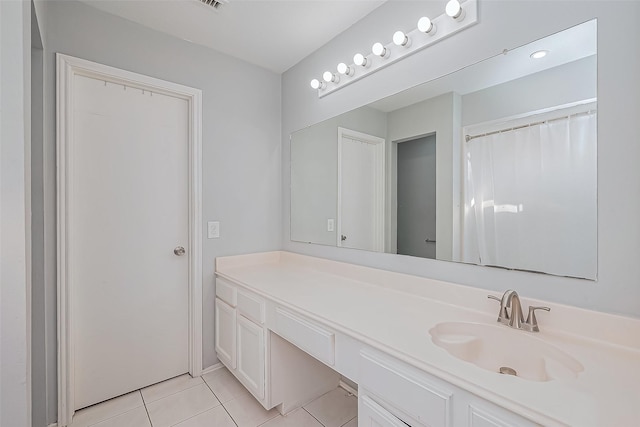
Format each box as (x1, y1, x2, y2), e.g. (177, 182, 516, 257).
(488, 290, 550, 332)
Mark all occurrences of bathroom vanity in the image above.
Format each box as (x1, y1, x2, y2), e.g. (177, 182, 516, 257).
(214, 251, 640, 426)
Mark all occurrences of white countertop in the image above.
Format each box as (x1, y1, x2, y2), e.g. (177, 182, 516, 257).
(215, 251, 640, 426)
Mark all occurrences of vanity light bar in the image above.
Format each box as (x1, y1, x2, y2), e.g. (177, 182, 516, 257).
(311, 0, 478, 98)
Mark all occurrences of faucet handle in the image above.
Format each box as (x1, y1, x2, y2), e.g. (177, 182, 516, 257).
(487, 295, 509, 324)
(524, 306, 551, 332)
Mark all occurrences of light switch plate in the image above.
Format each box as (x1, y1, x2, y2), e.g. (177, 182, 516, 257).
(208, 221, 220, 239)
(327, 219, 335, 232)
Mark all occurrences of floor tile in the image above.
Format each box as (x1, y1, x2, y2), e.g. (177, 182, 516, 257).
(303, 388, 357, 427)
(89, 406, 151, 427)
(70, 391, 144, 427)
(222, 389, 279, 427)
(260, 408, 324, 427)
(146, 383, 220, 427)
(172, 405, 236, 427)
(203, 367, 248, 403)
(141, 374, 203, 404)
(342, 417, 358, 427)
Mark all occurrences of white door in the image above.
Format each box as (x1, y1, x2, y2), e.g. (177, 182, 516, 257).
(337, 128, 385, 252)
(71, 74, 190, 409)
(236, 315, 265, 400)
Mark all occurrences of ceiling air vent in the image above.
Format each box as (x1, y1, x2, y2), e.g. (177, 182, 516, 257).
(198, 0, 229, 9)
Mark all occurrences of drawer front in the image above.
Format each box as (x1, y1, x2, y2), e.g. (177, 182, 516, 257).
(468, 404, 540, 427)
(237, 289, 265, 324)
(274, 307, 335, 365)
(216, 277, 237, 307)
(359, 395, 408, 427)
(360, 350, 453, 427)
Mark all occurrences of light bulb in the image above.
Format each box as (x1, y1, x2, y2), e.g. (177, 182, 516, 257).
(417, 16, 436, 34)
(353, 53, 369, 67)
(530, 50, 548, 59)
(337, 62, 353, 76)
(372, 42, 388, 58)
(310, 79, 324, 90)
(446, 0, 465, 20)
(393, 31, 410, 47)
(323, 71, 339, 83)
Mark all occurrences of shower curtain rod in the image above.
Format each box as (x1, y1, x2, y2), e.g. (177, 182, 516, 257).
(465, 109, 596, 142)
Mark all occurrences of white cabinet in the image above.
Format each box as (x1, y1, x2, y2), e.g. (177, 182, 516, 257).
(215, 273, 540, 427)
(464, 401, 540, 427)
(214, 298, 236, 369)
(215, 278, 267, 403)
(236, 314, 265, 399)
(357, 349, 538, 427)
(359, 395, 407, 427)
(215, 277, 340, 412)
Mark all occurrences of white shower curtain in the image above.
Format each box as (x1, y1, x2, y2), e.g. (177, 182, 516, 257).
(462, 111, 597, 279)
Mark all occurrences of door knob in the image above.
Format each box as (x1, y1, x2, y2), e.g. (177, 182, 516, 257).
(174, 246, 186, 256)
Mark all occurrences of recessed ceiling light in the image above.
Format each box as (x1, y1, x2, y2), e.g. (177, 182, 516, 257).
(530, 50, 549, 59)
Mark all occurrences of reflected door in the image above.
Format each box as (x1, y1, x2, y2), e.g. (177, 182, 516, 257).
(337, 128, 385, 252)
(397, 135, 436, 259)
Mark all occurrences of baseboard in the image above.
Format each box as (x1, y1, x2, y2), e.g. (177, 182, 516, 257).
(339, 380, 358, 397)
(200, 362, 224, 376)
(48, 423, 58, 427)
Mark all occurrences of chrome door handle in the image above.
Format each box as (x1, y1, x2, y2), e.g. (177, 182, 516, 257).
(174, 246, 186, 256)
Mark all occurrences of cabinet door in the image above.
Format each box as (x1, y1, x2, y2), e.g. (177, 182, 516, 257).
(359, 395, 408, 427)
(237, 315, 265, 400)
(215, 298, 236, 369)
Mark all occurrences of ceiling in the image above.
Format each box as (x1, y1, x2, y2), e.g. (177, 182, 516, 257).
(79, 0, 387, 73)
(368, 19, 597, 112)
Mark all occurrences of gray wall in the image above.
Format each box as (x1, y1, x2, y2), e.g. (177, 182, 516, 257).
(462, 55, 597, 126)
(1, 1, 31, 426)
(291, 106, 387, 246)
(34, 1, 281, 424)
(282, 1, 640, 318)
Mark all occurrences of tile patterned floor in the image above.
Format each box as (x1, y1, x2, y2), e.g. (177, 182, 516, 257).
(69, 367, 358, 427)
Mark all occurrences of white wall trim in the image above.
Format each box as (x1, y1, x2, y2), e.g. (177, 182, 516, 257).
(338, 380, 358, 397)
(201, 362, 225, 376)
(56, 53, 203, 426)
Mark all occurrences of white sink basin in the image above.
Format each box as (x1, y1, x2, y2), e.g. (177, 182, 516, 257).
(429, 321, 583, 382)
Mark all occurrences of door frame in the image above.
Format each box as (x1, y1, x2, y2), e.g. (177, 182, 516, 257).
(336, 127, 386, 251)
(56, 53, 203, 426)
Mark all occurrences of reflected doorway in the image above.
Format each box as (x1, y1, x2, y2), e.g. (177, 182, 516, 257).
(397, 134, 436, 259)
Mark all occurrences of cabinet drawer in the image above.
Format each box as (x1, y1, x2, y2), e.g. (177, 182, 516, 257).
(237, 289, 265, 324)
(469, 403, 540, 427)
(274, 307, 335, 365)
(359, 395, 407, 427)
(216, 277, 237, 307)
(360, 350, 453, 427)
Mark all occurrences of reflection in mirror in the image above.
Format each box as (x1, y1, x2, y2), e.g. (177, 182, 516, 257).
(291, 20, 597, 279)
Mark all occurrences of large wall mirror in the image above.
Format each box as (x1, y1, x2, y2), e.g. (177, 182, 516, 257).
(291, 20, 597, 280)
